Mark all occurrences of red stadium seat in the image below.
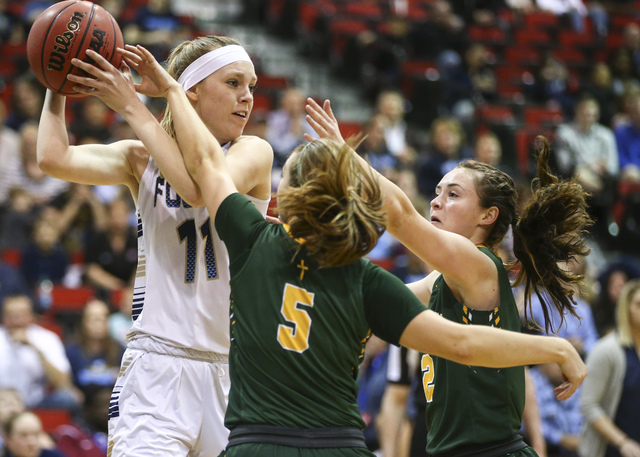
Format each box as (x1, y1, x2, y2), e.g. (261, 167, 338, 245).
(522, 11, 559, 29)
(513, 29, 552, 47)
(468, 26, 507, 46)
(49, 286, 96, 314)
(32, 409, 73, 434)
(523, 106, 564, 127)
(1, 248, 21, 268)
(552, 48, 587, 67)
(505, 47, 542, 67)
(338, 121, 363, 139)
(558, 31, 595, 49)
(476, 104, 515, 124)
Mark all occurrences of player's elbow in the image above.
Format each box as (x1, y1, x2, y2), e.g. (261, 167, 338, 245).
(445, 331, 475, 364)
(37, 149, 59, 175)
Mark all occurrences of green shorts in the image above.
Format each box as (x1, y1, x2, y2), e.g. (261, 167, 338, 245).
(218, 443, 375, 457)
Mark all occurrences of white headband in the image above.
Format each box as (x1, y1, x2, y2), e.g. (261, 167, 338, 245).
(177, 45, 253, 91)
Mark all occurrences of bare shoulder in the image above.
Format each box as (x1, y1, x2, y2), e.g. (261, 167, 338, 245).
(229, 135, 274, 158)
(225, 136, 273, 198)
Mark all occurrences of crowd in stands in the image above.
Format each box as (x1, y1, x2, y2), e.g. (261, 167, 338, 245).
(1, 0, 640, 456)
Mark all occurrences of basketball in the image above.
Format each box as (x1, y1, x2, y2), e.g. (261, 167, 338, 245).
(27, 0, 124, 96)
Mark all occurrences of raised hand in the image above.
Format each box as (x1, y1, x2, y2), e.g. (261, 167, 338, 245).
(67, 49, 138, 114)
(119, 44, 180, 98)
(304, 98, 345, 145)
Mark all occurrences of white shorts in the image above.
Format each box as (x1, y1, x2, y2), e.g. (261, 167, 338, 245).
(108, 336, 230, 457)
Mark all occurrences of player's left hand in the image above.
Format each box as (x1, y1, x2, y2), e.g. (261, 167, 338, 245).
(120, 44, 180, 98)
(554, 342, 587, 401)
(304, 98, 345, 145)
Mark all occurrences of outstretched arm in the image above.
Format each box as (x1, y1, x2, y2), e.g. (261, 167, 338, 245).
(304, 98, 495, 295)
(399, 310, 587, 401)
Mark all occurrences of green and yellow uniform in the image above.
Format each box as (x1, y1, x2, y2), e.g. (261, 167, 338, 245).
(216, 194, 427, 456)
(422, 247, 535, 457)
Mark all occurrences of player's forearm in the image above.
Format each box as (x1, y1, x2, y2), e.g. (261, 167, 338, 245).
(121, 95, 203, 205)
(165, 85, 226, 180)
(37, 91, 70, 172)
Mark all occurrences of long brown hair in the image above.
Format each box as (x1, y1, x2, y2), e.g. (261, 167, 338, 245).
(277, 139, 386, 268)
(459, 136, 592, 332)
(512, 136, 593, 332)
(160, 35, 241, 139)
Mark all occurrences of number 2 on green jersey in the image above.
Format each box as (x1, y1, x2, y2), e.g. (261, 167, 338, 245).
(422, 354, 435, 402)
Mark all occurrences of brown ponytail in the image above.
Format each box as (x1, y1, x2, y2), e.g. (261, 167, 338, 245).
(512, 136, 593, 332)
(277, 139, 386, 268)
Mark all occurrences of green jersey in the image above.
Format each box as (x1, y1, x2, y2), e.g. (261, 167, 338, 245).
(216, 193, 426, 431)
(423, 247, 525, 456)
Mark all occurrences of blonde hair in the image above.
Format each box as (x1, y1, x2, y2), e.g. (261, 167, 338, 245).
(277, 139, 386, 268)
(160, 35, 241, 139)
(617, 279, 640, 346)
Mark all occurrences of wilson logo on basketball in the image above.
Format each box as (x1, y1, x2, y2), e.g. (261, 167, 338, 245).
(47, 11, 86, 72)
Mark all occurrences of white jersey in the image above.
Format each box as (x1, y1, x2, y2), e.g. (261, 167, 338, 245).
(127, 153, 269, 354)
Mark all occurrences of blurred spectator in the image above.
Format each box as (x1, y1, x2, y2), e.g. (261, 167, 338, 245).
(0, 122, 69, 207)
(54, 384, 112, 457)
(357, 335, 388, 452)
(614, 94, 640, 184)
(123, 0, 190, 60)
(69, 98, 113, 144)
(610, 48, 640, 100)
(65, 299, 124, 396)
(375, 90, 416, 164)
(583, 62, 617, 127)
(0, 261, 30, 312)
(579, 279, 640, 457)
(473, 130, 515, 176)
(445, 43, 497, 125)
(449, 0, 508, 27)
(108, 286, 133, 347)
(0, 99, 20, 172)
(525, 258, 598, 457)
(266, 87, 316, 167)
(593, 258, 640, 337)
(0, 189, 39, 251)
(0, 294, 79, 410)
(341, 17, 410, 101)
(4, 78, 44, 133)
(532, 56, 576, 117)
(611, 87, 640, 129)
(356, 114, 397, 177)
(84, 198, 137, 296)
(49, 184, 108, 255)
(622, 23, 640, 76)
(410, 0, 468, 62)
(2, 411, 65, 457)
(537, 0, 608, 36)
(376, 344, 421, 457)
(20, 211, 69, 291)
(0, 389, 55, 453)
(554, 95, 619, 238)
(415, 116, 471, 198)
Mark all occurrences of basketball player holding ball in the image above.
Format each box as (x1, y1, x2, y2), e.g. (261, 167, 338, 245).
(35, 24, 273, 457)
